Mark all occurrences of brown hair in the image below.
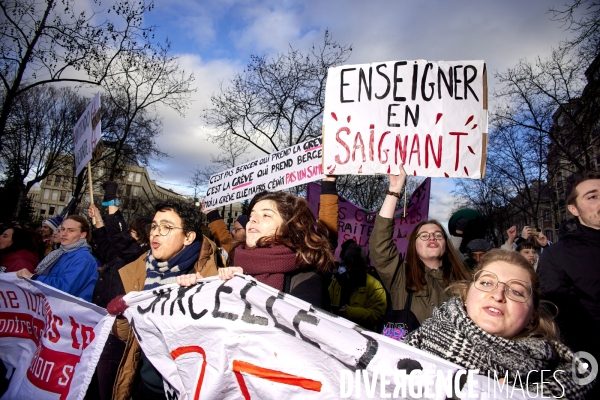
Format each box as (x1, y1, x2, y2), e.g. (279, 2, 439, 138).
(233, 191, 335, 274)
(405, 219, 470, 292)
(65, 215, 91, 243)
(448, 249, 560, 341)
(566, 170, 600, 206)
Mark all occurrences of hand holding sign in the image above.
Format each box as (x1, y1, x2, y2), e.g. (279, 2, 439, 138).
(388, 164, 407, 193)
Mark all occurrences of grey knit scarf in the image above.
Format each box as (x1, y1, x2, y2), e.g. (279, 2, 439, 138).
(403, 296, 594, 399)
(34, 238, 90, 274)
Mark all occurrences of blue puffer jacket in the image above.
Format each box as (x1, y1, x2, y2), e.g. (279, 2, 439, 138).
(34, 247, 98, 302)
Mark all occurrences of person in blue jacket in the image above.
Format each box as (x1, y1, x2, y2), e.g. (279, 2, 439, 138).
(16, 215, 97, 302)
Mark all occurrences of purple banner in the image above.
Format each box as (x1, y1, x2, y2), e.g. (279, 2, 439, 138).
(307, 178, 431, 262)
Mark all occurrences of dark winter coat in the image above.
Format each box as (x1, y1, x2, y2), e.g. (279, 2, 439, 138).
(537, 218, 600, 368)
(91, 210, 148, 308)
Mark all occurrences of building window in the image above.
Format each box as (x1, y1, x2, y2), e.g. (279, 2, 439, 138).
(544, 210, 550, 222)
(57, 206, 64, 215)
(46, 175, 54, 186)
(49, 205, 56, 216)
(54, 175, 62, 186)
(133, 186, 140, 197)
(40, 204, 48, 215)
(43, 189, 50, 200)
(135, 172, 142, 183)
(126, 185, 132, 196)
(51, 190, 59, 201)
(128, 171, 134, 182)
(60, 191, 66, 202)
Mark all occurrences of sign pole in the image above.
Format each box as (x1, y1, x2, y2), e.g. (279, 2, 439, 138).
(87, 162, 96, 225)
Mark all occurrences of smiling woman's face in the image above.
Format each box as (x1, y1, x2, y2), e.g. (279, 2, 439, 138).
(414, 223, 446, 262)
(246, 200, 284, 247)
(465, 261, 535, 339)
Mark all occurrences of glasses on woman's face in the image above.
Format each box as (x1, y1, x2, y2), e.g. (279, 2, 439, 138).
(416, 231, 445, 241)
(149, 223, 184, 236)
(473, 270, 532, 303)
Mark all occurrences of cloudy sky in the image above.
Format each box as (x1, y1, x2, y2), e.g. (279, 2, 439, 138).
(139, 0, 578, 223)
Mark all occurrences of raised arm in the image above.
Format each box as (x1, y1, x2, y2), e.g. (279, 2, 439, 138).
(318, 176, 339, 251)
(370, 166, 407, 293)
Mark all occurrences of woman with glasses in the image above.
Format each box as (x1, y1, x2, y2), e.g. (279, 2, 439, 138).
(370, 166, 470, 340)
(403, 249, 593, 399)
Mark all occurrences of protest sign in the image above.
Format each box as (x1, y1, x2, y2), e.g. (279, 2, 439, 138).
(0, 274, 114, 400)
(307, 178, 431, 262)
(73, 92, 102, 175)
(323, 60, 487, 179)
(122, 275, 535, 399)
(204, 137, 324, 210)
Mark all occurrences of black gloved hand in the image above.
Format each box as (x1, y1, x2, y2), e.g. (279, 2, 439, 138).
(102, 181, 119, 202)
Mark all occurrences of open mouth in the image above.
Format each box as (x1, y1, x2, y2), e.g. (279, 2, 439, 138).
(484, 306, 504, 316)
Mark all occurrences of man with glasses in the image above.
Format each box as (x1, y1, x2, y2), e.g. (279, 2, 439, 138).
(109, 200, 219, 400)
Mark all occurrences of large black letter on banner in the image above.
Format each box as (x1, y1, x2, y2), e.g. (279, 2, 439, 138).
(354, 326, 378, 369)
(266, 294, 296, 336)
(188, 283, 208, 320)
(240, 282, 268, 326)
(170, 285, 199, 316)
(137, 288, 172, 315)
(212, 282, 239, 321)
(292, 310, 320, 349)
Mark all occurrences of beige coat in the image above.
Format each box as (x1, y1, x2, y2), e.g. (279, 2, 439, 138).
(369, 214, 452, 323)
(112, 235, 219, 400)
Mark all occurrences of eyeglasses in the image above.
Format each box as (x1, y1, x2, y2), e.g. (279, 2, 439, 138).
(416, 232, 445, 241)
(149, 223, 184, 236)
(473, 270, 532, 303)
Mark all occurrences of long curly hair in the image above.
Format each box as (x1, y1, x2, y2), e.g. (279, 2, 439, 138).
(448, 249, 560, 341)
(405, 219, 470, 292)
(234, 191, 335, 274)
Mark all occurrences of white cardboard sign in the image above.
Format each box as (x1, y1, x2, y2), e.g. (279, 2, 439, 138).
(204, 138, 324, 210)
(323, 60, 487, 178)
(73, 92, 102, 175)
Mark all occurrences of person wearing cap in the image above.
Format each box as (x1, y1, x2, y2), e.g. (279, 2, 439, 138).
(40, 216, 63, 256)
(465, 238, 492, 273)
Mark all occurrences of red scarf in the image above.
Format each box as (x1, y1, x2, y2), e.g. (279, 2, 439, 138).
(232, 244, 298, 291)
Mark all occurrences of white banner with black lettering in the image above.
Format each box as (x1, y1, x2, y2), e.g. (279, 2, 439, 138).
(204, 138, 324, 210)
(0, 274, 114, 400)
(122, 275, 536, 399)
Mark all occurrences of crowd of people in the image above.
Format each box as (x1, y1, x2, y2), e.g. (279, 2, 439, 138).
(0, 168, 598, 399)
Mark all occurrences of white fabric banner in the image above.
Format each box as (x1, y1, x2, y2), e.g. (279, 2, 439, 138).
(123, 275, 535, 399)
(0, 274, 114, 400)
(73, 92, 102, 175)
(204, 137, 324, 210)
(323, 60, 487, 179)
